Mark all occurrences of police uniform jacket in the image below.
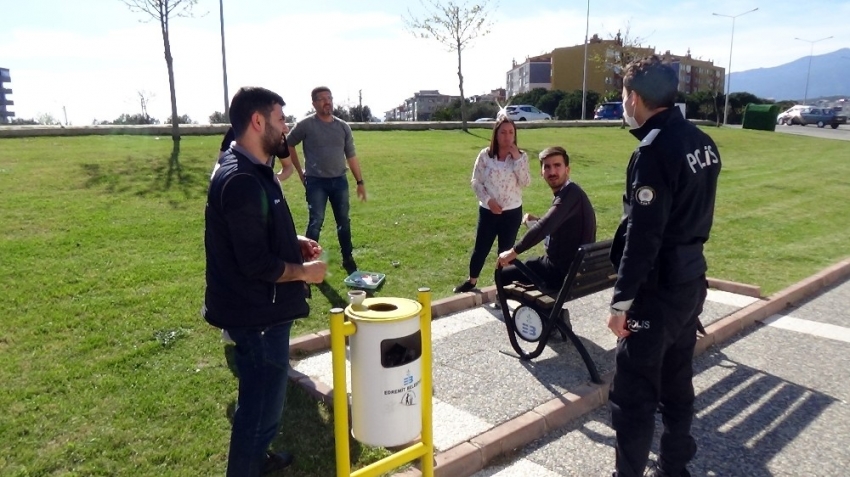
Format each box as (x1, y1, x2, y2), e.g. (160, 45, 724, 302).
(610, 106, 721, 312)
(203, 147, 309, 329)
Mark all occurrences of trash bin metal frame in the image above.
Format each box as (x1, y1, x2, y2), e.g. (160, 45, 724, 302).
(330, 288, 434, 477)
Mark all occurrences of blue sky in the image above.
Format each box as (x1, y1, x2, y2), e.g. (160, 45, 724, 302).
(2, 0, 849, 124)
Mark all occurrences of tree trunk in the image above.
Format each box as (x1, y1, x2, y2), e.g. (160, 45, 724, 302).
(159, 10, 180, 143)
(457, 45, 467, 132)
(714, 93, 721, 126)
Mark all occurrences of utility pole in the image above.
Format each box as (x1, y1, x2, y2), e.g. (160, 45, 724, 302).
(581, 0, 590, 120)
(712, 7, 758, 126)
(795, 36, 833, 104)
(358, 89, 363, 121)
(219, 0, 230, 120)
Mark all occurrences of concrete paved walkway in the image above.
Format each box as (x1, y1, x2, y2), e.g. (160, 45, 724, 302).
(470, 277, 850, 477)
(288, 260, 850, 477)
(292, 287, 758, 471)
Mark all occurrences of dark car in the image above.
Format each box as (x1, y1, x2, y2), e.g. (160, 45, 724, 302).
(594, 102, 623, 120)
(781, 106, 847, 129)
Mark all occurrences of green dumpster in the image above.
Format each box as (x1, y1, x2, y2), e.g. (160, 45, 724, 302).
(742, 103, 780, 131)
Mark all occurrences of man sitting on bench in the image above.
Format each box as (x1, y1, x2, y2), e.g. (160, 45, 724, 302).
(496, 146, 597, 290)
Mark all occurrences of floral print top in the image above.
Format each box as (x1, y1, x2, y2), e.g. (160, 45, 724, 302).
(470, 147, 531, 211)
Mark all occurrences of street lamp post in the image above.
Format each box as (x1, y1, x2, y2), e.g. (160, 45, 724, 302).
(580, 0, 590, 120)
(219, 0, 230, 121)
(795, 36, 833, 104)
(712, 7, 758, 126)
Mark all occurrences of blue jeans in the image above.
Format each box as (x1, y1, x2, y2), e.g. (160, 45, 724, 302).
(225, 321, 293, 477)
(305, 176, 353, 259)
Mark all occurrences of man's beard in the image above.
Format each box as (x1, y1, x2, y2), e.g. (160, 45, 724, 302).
(547, 175, 565, 189)
(262, 123, 289, 158)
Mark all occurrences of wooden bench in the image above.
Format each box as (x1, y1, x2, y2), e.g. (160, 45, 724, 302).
(495, 239, 617, 384)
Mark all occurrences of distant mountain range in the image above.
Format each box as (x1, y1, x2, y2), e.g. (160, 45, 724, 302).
(728, 47, 850, 102)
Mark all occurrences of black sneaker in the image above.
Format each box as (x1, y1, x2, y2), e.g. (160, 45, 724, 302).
(453, 280, 476, 293)
(263, 451, 294, 474)
(645, 463, 691, 477)
(342, 256, 358, 275)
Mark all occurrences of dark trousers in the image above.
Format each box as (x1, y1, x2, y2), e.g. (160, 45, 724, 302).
(498, 255, 565, 290)
(225, 321, 293, 477)
(609, 277, 707, 477)
(468, 205, 522, 279)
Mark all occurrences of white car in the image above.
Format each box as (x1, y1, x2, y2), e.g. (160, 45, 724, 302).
(501, 105, 552, 121)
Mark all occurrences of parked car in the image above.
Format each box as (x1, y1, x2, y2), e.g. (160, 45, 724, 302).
(474, 117, 496, 123)
(594, 101, 624, 120)
(778, 106, 847, 129)
(501, 105, 552, 121)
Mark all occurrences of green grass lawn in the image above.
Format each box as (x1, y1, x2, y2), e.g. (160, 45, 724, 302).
(1, 127, 849, 476)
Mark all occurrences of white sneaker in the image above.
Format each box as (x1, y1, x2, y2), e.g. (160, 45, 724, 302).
(221, 329, 235, 345)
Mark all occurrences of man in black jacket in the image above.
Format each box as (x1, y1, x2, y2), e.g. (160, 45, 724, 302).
(204, 86, 327, 477)
(496, 146, 596, 288)
(607, 56, 721, 477)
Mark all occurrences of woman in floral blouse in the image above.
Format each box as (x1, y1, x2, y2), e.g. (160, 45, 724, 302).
(454, 118, 531, 293)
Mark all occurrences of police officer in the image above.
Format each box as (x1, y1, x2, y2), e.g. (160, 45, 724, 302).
(607, 56, 721, 477)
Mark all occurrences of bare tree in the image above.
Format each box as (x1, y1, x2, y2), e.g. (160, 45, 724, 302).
(590, 24, 653, 92)
(587, 24, 653, 126)
(122, 0, 199, 143)
(404, 0, 495, 132)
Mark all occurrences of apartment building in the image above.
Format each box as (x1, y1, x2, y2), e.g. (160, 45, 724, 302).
(470, 88, 507, 104)
(505, 54, 552, 97)
(0, 68, 14, 123)
(550, 34, 654, 95)
(660, 49, 725, 94)
(509, 34, 724, 98)
(384, 90, 460, 121)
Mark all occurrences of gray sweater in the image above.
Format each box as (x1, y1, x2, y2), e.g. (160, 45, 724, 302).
(287, 114, 356, 178)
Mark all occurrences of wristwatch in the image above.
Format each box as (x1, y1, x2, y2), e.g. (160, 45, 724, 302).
(356, 179, 364, 185)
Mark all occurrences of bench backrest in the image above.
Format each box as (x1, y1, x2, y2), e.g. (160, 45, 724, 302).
(562, 239, 617, 302)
